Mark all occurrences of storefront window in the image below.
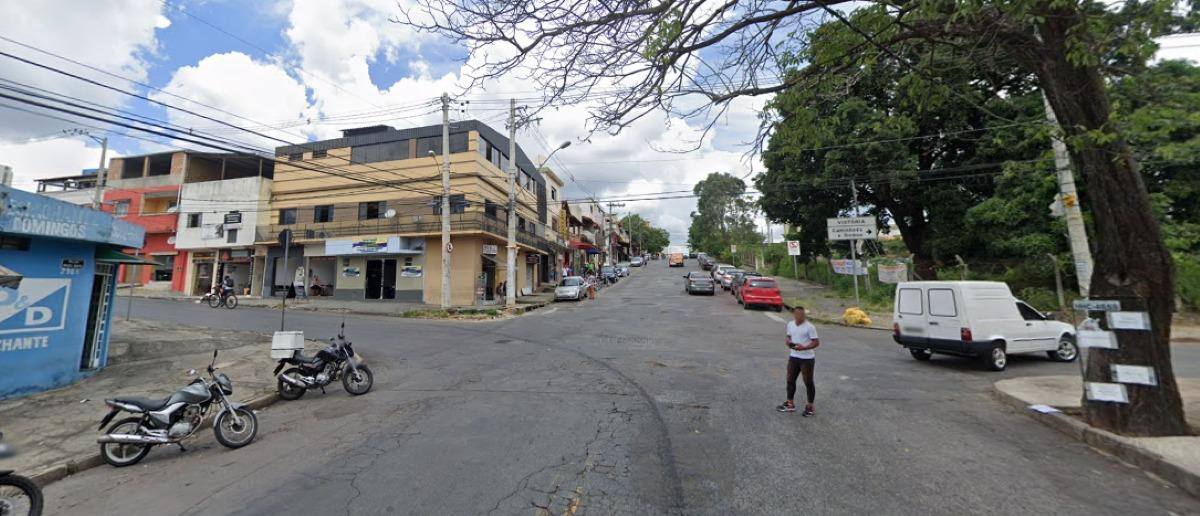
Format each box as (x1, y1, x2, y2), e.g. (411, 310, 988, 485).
(153, 255, 174, 281)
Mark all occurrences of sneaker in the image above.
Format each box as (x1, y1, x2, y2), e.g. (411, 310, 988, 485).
(776, 402, 795, 413)
(802, 406, 814, 417)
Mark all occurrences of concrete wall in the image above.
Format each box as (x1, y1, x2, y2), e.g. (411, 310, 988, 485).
(423, 236, 481, 306)
(175, 176, 271, 250)
(40, 189, 95, 206)
(0, 238, 104, 399)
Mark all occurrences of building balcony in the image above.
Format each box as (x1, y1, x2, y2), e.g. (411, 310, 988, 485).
(122, 212, 178, 233)
(255, 211, 564, 255)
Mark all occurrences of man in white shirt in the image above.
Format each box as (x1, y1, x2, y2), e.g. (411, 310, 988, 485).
(778, 306, 820, 415)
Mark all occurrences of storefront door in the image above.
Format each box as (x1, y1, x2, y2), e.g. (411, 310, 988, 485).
(365, 259, 397, 300)
(81, 263, 115, 370)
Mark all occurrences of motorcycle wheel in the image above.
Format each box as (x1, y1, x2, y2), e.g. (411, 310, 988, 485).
(206, 295, 220, 309)
(276, 368, 307, 400)
(342, 364, 373, 395)
(0, 473, 43, 516)
(99, 418, 151, 467)
(214, 408, 258, 449)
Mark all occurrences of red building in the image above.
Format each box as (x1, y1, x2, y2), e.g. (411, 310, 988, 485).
(101, 152, 189, 292)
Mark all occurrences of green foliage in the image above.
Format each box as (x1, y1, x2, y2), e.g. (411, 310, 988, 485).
(686, 172, 761, 257)
(1177, 254, 1200, 311)
(620, 214, 671, 254)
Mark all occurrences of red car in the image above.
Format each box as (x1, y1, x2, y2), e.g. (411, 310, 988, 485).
(737, 277, 784, 311)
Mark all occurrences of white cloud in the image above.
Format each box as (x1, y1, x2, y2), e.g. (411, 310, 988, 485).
(0, 0, 163, 187)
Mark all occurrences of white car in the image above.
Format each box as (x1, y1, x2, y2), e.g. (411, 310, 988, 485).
(892, 281, 1077, 371)
(555, 276, 586, 301)
(711, 264, 734, 282)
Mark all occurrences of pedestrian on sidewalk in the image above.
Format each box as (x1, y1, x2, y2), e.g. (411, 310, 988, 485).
(778, 306, 820, 416)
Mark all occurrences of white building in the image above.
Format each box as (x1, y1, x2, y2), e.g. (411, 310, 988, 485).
(173, 154, 273, 295)
(34, 171, 99, 205)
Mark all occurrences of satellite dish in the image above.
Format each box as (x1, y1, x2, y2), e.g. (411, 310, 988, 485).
(167, 236, 176, 245)
(384, 208, 397, 219)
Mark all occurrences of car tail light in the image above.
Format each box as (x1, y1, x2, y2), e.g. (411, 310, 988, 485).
(893, 323, 900, 337)
(960, 327, 973, 342)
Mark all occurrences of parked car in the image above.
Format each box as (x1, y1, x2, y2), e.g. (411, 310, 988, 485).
(719, 268, 743, 290)
(892, 281, 1078, 371)
(683, 271, 715, 295)
(698, 253, 714, 270)
(600, 265, 619, 284)
(616, 262, 631, 277)
(730, 271, 762, 297)
(555, 276, 586, 301)
(630, 257, 645, 267)
(668, 253, 685, 267)
(711, 264, 733, 282)
(737, 277, 784, 311)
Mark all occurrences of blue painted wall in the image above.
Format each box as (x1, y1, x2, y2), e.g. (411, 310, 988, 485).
(0, 238, 102, 399)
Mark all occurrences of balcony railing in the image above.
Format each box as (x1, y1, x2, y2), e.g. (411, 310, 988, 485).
(256, 211, 564, 255)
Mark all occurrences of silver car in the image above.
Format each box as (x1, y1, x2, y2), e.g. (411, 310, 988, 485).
(555, 276, 586, 301)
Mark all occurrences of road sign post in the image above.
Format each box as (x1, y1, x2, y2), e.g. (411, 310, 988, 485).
(787, 240, 800, 279)
(827, 217, 877, 308)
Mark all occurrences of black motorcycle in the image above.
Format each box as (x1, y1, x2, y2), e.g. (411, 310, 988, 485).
(0, 432, 41, 516)
(96, 350, 258, 467)
(273, 323, 373, 400)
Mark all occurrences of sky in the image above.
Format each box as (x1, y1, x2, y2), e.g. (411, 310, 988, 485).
(0, 0, 1196, 245)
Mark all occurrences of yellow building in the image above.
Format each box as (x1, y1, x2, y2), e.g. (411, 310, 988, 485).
(255, 121, 565, 306)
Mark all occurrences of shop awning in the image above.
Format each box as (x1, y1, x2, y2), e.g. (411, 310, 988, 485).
(570, 239, 598, 250)
(96, 248, 159, 265)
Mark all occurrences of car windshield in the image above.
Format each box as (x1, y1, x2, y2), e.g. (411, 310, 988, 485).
(688, 272, 708, 279)
(560, 278, 582, 287)
(617, 262, 630, 267)
(601, 266, 615, 273)
(749, 280, 777, 288)
(726, 269, 743, 276)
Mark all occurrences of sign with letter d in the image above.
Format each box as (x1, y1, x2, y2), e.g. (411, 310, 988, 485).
(0, 278, 71, 334)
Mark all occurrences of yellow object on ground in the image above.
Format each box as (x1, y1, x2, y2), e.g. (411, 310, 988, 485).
(843, 307, 872, 326)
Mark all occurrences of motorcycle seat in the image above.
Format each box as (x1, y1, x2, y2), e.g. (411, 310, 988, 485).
(111, 396, 170, 412)
(293, 351, 321, 364)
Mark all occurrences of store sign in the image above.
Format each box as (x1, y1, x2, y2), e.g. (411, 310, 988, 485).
(224, 212, 242, 225)
(482, 244, 498, 255)
(0, 185, 143, 247)
(60, 259, 84, 276)
(0, 278, 70, 336)
(325, 237, 425, 255)
(526, 254, 540, 264)
(558, 208, 569, 240)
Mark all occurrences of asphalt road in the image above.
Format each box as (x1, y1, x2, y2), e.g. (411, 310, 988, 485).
(44, 263, 1199, 515)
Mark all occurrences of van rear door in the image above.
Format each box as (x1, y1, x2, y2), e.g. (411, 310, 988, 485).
(926, 287, 967, 353)
(894, 285, 928, 347)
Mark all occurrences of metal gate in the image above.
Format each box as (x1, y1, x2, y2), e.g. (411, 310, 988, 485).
(81, 263, 115, 370)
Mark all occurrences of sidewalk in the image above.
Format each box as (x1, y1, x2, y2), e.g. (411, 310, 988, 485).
(0, 319, 311, 484)
(771, 276, 893, 330)
(994, 375, 1200, 498)
(120, 287, 556, 317)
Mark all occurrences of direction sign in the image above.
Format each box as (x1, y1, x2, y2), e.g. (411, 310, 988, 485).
(786, 240, 801, 256)
(826, 216, 877, 241)
(1072, 299, 1121, 312)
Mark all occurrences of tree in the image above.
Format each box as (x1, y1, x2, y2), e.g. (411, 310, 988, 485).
(399, 1, 1193, 436)
(621, 213, 672, 254)
(687, 173, 760, 259)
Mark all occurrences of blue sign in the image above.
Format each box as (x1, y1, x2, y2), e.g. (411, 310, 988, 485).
(0, 185, 144, 248)
(0, 278, 71, 335)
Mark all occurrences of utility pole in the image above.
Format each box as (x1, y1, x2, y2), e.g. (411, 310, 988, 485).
(92, 136, 108, 210)
(849, 179, 861, 307)
(1044, 94, 1093, 297)
(440, 93, 452, 308)
(506, 98, 519, 307)
(606, 202, 625, 264)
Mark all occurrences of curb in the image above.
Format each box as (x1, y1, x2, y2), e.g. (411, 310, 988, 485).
(27, 391, 280, 488)
(991, 385, 1200, 499)
(781, 301, 890, 332)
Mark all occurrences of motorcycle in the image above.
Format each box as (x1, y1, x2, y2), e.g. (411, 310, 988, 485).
(96, 349, 258, 467)
(0, 432, 41, 516)
(273, 322, 373, 400)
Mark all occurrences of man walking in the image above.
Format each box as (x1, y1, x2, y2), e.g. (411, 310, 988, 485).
(778, 306, 820, 416)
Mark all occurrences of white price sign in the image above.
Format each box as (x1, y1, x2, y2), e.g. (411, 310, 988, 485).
(1107, 311, 1151, 331)
(826, 216, 878, 241)
(1111, 364, 1158, 386)
(1085, 382, 1129, 403)
(786, 240, 801, 256)
(1077, 330, 1118, 349)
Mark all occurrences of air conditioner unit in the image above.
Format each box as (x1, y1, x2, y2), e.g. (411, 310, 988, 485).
(305, 229, 316, 239)
(317, 231, 329, 239)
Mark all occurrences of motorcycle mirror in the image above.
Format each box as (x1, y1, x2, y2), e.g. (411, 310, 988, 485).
(187, 368, 197, 376)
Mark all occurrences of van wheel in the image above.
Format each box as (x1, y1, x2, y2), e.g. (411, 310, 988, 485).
(1047, 336, 1078, 362)
(984, 342, 1007, 371)
(909, 348, 932, 361)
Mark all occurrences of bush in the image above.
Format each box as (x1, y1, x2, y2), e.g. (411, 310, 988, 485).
(1178, 254, 1200, 311)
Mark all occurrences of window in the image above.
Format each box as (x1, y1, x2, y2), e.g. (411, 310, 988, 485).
(484, 200, 498, 218)
(351, 141, 409, 164)
(927, 289, 958, 317)
(359, 201, 386, 220)
(1017, 302, 1045, 321)
(278, 208, 297, 225)
(415, 136, 442, 157)
(153, 255, 174, 281)
(0, 236, 30, 251)
(314, 205, 333, 223)
(287, 153, 302, 161)
(432, 195, 466, 215)
(226, 229, 239, 244)
(113, 200, 130, 216)
(449, 132, 469, 153)
(186, 213, 201, 228)
(312, 149, 327, 158)
(898, 288, 923, 315)
(517, 216, 526, 232)
(551, 187, 557, 200)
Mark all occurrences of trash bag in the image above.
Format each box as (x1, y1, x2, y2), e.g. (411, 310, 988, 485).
(843, 307, 872, 326)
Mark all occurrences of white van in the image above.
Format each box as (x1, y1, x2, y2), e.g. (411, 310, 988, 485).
(891, 281, 1077, 371)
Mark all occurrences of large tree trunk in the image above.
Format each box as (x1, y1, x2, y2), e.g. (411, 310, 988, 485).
(881, 199, 938, 280)
(1032, 8, 1188, 436)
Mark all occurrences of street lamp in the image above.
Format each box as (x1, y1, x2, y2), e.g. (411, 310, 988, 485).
(537, 141, 571, 169)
